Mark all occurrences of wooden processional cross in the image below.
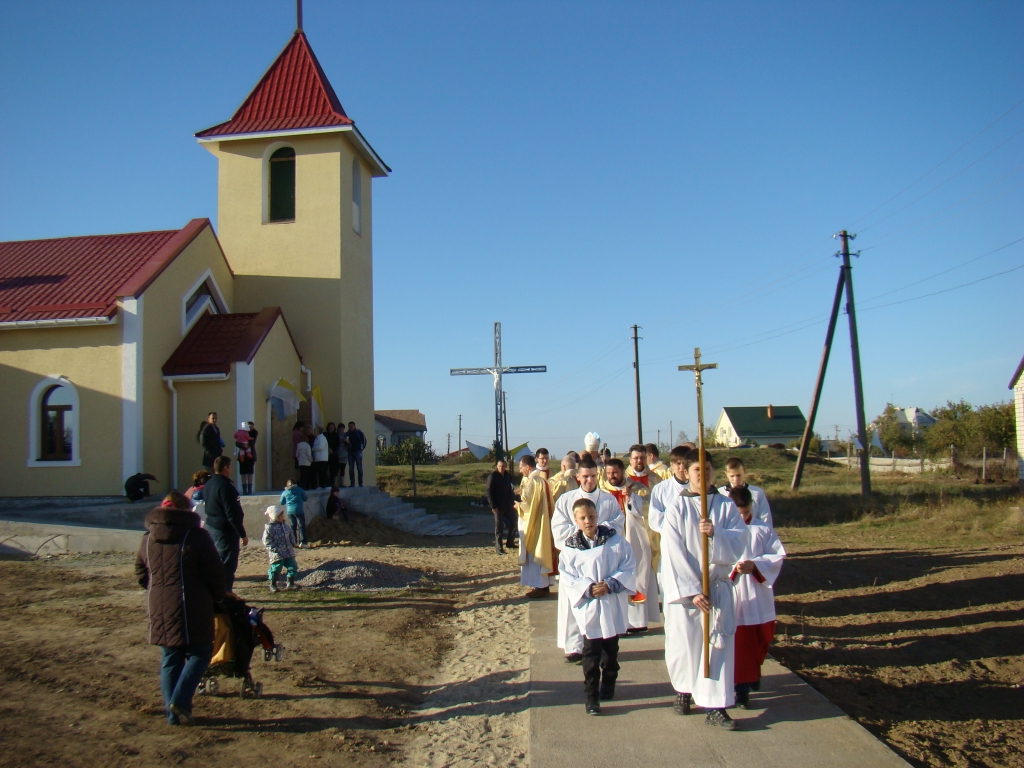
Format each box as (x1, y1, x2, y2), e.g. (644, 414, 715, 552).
(679, 347, 718, 678)
(450, 322, 546, 455)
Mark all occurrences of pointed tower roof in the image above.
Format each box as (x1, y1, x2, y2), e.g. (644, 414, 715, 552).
(196, 32, 389, 175)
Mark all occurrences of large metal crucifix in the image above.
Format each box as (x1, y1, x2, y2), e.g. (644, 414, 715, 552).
(450, 322, 546, 455)
(679, 347, 718, 678)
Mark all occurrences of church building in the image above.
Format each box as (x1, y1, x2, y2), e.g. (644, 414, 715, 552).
(0, 26, 388, 497)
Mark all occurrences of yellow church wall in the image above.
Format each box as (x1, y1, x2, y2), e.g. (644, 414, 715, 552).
(339, 153, 376, 484)
(251, 317, 303, 491)
(139, 226, 236, 496)
(0, 325, 123, 496)
(174, 379, 236, 490)
(207, 132, 376, 484)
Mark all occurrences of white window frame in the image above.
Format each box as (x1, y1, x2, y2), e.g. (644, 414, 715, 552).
(263, 140, 297, 225)
(28, 375, 81, 467)
(181, 269, 229, 335)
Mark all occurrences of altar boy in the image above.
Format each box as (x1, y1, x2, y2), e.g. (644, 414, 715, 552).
(728, 485, 785, 708)
(559, 498, 636, 715)
(658, 452, 748, 730)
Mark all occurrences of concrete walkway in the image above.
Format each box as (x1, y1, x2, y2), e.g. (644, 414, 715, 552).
(528, 590, 909, 767)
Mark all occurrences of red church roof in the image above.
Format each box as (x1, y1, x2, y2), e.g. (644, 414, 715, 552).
(196, 32, 353, 138)
(162, 308, 300, 376)
(0, 219, 212, 324)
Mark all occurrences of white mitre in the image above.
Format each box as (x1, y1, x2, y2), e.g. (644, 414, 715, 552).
(584, 432, 600, 452)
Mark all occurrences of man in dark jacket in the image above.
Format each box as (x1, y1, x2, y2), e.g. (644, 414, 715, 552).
(202, 455, 248, 591)
(346, 421, 367, 487)
(135, 494, 226, 725)
(486, 458, 517, 554)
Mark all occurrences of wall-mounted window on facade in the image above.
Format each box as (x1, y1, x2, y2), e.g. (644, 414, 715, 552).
(352, 156, 362, 235)
(40, 384, 73, 461)
(269, 147, 296, 222)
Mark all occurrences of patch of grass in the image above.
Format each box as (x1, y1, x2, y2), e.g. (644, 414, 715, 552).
(377, 463, 493, 516)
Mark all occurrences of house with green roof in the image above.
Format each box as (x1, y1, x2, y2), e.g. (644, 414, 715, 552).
(714, 405, 807, 447)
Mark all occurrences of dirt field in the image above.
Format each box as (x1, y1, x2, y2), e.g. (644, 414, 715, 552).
(772, 501, 1024, 768)
(0, 520, 527, 768)
(2, 458, 1022, 767)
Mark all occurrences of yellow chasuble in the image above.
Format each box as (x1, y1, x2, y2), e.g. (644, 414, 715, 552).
(517, 472, 554, 572)
(548, 469, 579, 502)
(625, 467, 663, 570)
(648, 459, 672, 481)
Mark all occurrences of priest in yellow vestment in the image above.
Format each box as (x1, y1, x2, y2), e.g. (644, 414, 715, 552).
(517, 454, 554, 598)
(645, 443, 672, 481)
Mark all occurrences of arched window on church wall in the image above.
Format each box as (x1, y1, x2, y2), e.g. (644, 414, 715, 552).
(269, 147, 296, 222)
(352, 156, 362, 235)
(41, 384, 74, 461)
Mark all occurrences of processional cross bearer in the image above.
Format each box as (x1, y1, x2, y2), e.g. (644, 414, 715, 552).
(450, 322, 546, 455)
(679, 346, 718, 678)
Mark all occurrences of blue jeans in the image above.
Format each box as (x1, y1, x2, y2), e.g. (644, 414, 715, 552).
(160, 643, 213, 724)
(349, 452, 364, 486)
(208, 527, 240, 591)
(287, 512, 307, 545)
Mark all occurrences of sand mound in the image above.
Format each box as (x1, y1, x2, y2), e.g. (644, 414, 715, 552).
(295, 559, 427, 591)
(305, 512, 419, 546)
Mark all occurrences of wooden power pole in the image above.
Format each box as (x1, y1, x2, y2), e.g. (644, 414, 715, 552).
(791, 230, 871, 496)
(631, 325, 643, 444)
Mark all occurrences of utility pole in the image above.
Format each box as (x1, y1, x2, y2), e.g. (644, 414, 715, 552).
(631, 325, 643, 443)
(840, 231, 872, 496)
(458, 414, 462, 453)
(450, 322, 546, 455)
(791, 230, 871, 496)
(657, 429, 661, 447)
(670, 421, 673, 447)
(447, 433, 451, 457)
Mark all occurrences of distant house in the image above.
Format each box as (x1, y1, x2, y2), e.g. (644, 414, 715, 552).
(1010, 356, 1024, 491)
(374, 410, 427, 449)
(882, 406, 937, 437)
(714, 405, 807, 447)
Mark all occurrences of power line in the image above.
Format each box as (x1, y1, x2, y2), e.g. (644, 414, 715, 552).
(859, 164, 1024, 248)
(859, 261, 1024, 313)
(858, 124, 1024, 233)
(859, 235, 1024, 305)
(850, 96, 1024, 228)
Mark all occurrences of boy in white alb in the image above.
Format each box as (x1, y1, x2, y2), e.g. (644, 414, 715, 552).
(559, 498, 636, 715)
(603, 458, 659, 632)
(656, 451, 748, 730)
(728, 485, 785, 708)
(720, 457, 773, 529)
(551, 458, 625, 662)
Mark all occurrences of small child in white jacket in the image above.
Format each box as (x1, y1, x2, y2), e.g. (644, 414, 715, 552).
(558, 498, 636, 715)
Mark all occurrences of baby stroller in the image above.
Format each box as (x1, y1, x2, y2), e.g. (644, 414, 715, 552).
(198, 595, 283, 698)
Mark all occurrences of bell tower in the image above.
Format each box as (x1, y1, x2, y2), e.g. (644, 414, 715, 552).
(195, 27, 389, 480)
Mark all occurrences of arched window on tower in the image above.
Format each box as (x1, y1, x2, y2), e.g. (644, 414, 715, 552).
(41, 384, 74, 461)
(352, 156, 362, 235)
(269, 147, 296, 222)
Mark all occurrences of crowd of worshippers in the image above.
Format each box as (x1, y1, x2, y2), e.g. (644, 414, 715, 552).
(487, 435, 783, 726)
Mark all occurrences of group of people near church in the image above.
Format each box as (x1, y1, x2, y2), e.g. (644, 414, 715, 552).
(502, 434, 784, 726)
(292, 420, 367, 490)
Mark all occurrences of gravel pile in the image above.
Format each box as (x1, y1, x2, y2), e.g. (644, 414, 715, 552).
(295, 559, 427, 591)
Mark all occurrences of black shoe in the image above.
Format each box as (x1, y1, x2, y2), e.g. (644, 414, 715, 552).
(505, 541, 517, 550)
(599, 683, 615, 701)
(626, 626, 648, 634)
(705, 708, 737, 730)
(585, 699, 601, 715)
(750, 680, 761, 692)
(495, 545, 506, 555)
(564, 653, 583, 664)
(736, 690, 750, 709)
(673, 692, 692, 715)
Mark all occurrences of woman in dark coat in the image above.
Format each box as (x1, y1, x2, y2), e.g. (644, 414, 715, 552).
(325, 422, 341, 487)
(198, 412, 223, 469)
(135, 492, 226, 726)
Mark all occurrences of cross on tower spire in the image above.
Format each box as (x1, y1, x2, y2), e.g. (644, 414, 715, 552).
(450, 322, 546, 457)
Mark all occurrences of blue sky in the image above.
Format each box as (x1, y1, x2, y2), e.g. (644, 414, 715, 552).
(2, 1, 1022, 457)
